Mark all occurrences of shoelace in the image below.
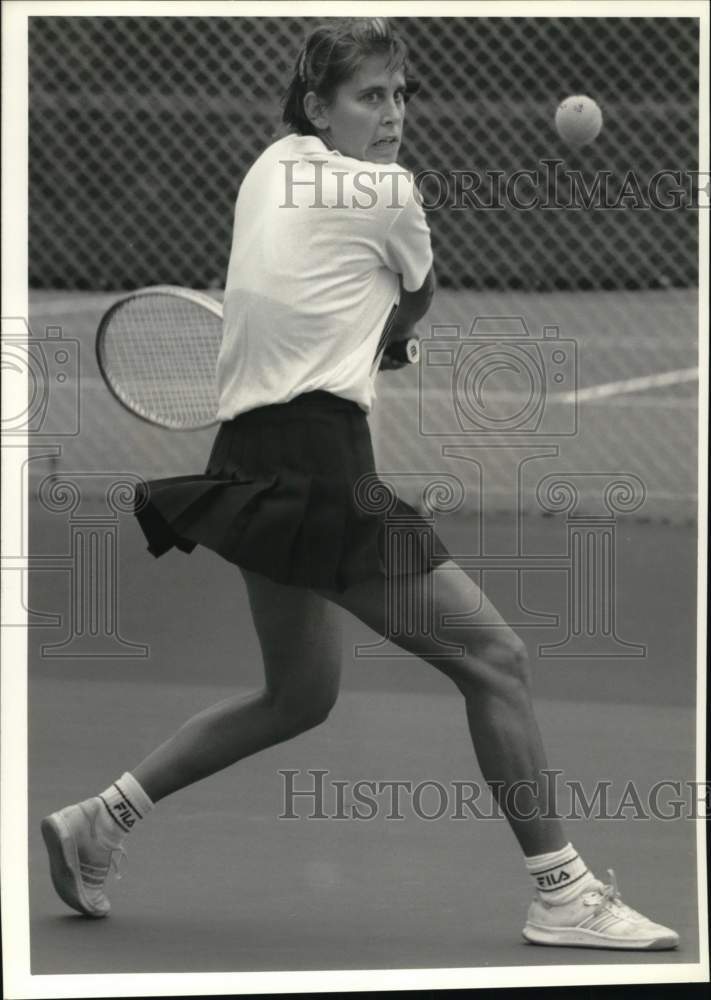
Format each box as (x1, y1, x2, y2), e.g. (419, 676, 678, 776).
(109, 846, 128, 881)
(80, 845, 128, 884)
(81, 801, 128, 881)
(598, 868, 621, 905)
(585, 869, 645, 922)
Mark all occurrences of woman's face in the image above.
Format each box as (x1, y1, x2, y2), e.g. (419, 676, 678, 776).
(306, 53, 407, 163)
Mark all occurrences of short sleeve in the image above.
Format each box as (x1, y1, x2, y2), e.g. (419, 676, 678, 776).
(381, 179, 433, 292)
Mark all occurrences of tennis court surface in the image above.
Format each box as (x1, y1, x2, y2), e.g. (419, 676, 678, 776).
(25, 288, 701, 975)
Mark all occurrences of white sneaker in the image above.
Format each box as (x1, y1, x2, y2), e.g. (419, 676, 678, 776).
(522, 869, 679, 950)
(41, 798, 126, 918)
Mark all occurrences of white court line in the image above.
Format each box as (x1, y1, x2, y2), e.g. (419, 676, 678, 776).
(28, 291, 222, 316)
(23, 295, 701, 408)
(28, 293, 119, 315)
(383, 386, 697, 408)
(558, 367, 699, 402)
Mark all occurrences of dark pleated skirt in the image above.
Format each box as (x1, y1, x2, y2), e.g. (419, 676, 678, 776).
(134, 390, 451, 592)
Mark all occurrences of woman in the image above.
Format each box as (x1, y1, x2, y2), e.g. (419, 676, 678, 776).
(42, 17, 678, 950)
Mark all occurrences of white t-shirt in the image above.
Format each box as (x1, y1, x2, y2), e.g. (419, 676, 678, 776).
(216, 133, 433, 419)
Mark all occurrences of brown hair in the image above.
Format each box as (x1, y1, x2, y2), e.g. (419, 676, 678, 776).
(282, 17, 419, 136)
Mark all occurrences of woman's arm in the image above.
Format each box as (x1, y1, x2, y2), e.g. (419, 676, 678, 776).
(388, 265, 436, 342)
(379, 265, 436, 370)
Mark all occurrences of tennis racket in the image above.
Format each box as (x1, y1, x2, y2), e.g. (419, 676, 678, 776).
(96, 286, 419, 430)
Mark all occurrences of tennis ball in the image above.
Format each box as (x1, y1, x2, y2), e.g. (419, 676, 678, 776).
(555, 95, 603, 147)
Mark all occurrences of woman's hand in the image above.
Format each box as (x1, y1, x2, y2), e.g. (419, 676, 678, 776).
(379, 332, 417, 370)
(379, 354, 410, 371)
(378, 267, 434, 370)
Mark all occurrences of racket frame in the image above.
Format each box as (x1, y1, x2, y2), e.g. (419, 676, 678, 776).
(95, 285, 224, 431)
(96, 285, 419, 430)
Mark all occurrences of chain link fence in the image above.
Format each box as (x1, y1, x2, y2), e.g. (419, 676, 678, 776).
(26, 16, 699, 523)
(29, 15, 698, 290)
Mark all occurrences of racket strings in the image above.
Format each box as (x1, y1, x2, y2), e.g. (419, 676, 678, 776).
(100, 294, 222, 428)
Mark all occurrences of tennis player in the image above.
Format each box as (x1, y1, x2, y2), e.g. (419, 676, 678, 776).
(42, 17, 678, 951)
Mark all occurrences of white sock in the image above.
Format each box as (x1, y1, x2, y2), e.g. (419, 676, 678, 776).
(95, 772, 154, 846)
(525, 842, 597, 904)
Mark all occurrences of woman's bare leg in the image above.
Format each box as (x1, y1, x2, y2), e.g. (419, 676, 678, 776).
(315, 561, 566, 857)
(132, 568, 343, 802)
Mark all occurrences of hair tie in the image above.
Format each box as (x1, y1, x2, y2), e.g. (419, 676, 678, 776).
(297, 49, 307, 84)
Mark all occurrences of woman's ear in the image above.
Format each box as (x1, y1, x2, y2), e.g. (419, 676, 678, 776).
(303, 91, 330, 130)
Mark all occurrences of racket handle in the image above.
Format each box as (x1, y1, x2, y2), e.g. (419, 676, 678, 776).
(383, 337, 420, 365)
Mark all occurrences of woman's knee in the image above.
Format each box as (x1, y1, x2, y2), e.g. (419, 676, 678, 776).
(451, 631, 531, 697)
(269, 679, 339, 738)
(492, 632, 531, 686)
